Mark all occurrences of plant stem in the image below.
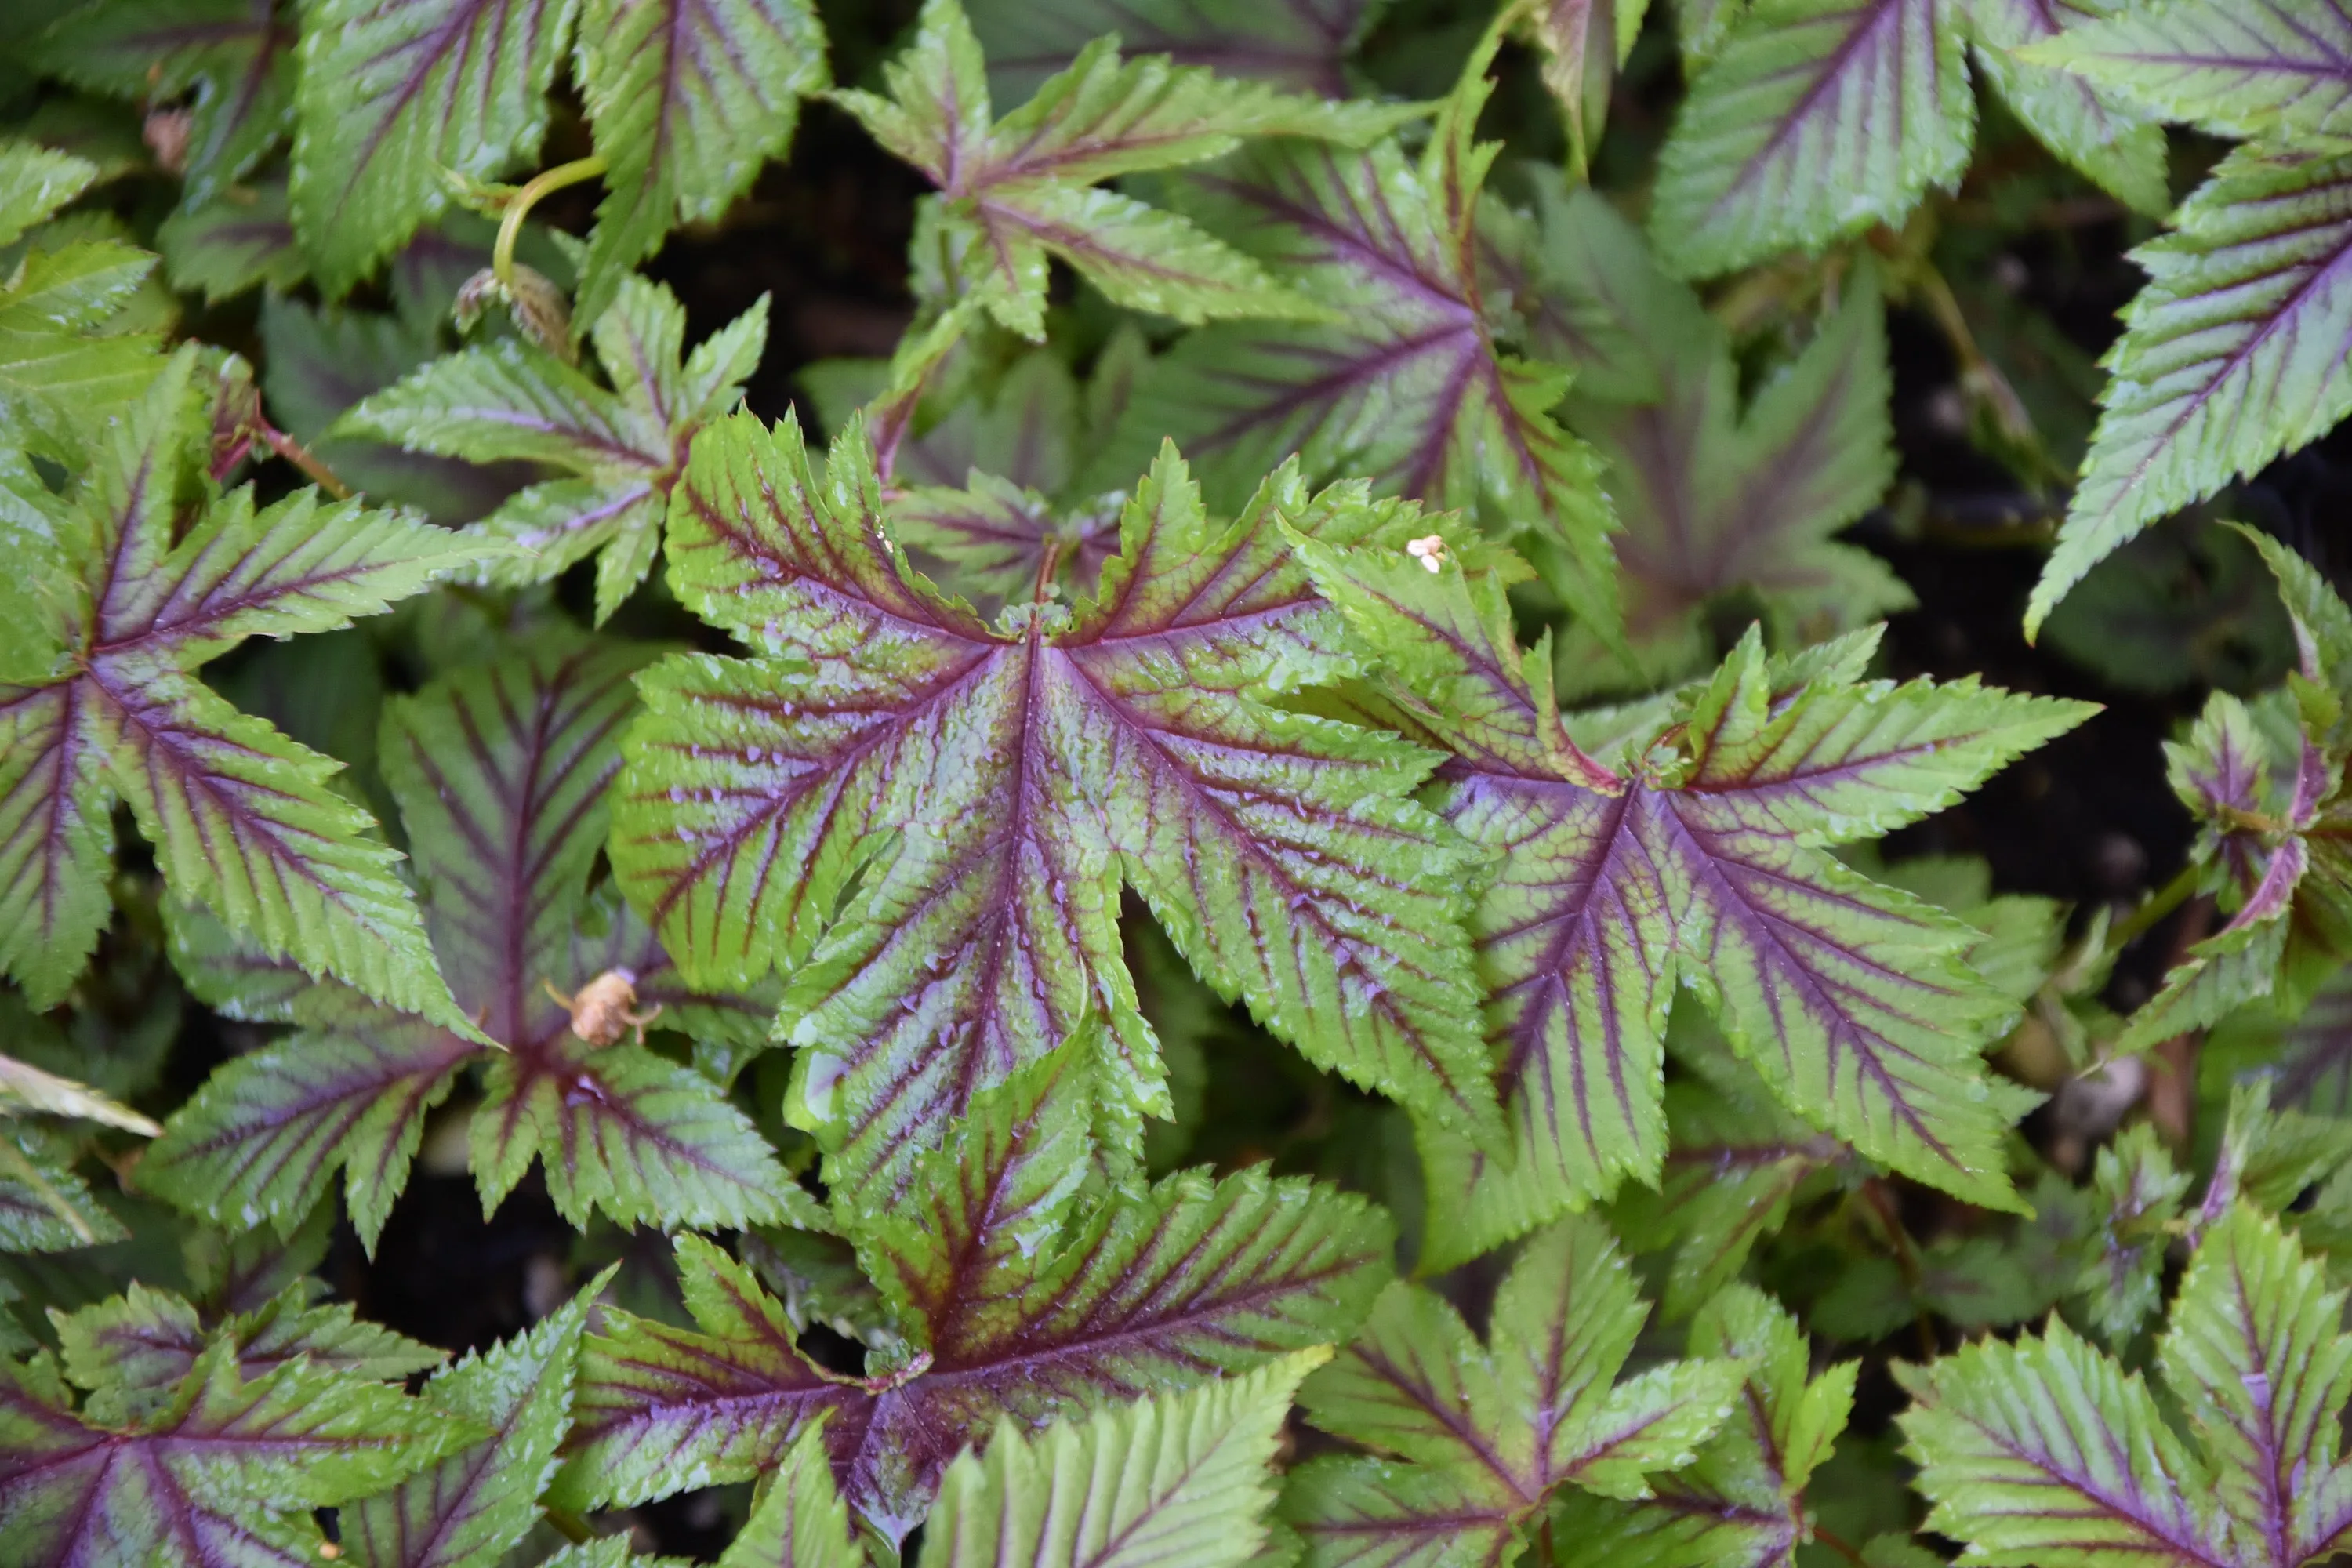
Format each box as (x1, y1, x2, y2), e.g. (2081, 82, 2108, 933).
(257, 419, 352, 499)
(543, 1508, 597, 1545)
(495, 155, 607, 292)
(2105, 862, 2201, 956)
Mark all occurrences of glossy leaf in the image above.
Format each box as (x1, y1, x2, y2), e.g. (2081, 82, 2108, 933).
(0, 349, 485, 1022)
(1281, 1215, 1745, 1566)
(572, 0, 827, 329)
(1966, 0, 2168, 216)
(1900, 1202, 2352, 1568)
(1126, 67, 1625, 644)
(557, 1044, 1393, 1544)
(149, 640, 798, 1246)
(51, 1279, 441, 1405)
(0, 1339, 475, 1565)
(1651, 0, 1974, 279)
(1295, 538, 2086, 1265)
(615, 413, 1501, 1201)
(920, 1348, 1326, 1568)
(833, 0, 1408, 337)
(292, 0, 576, 293)
(2031, 148, 2352, 635)
(343, 274, 768, 621)
(2024, 0, 2352, 141)
(36, 0, 292, 207)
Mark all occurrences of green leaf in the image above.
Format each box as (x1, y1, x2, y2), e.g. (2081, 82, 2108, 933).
(1651, 0, 1975, 279)
(965, 0, 1387, 102)
(0, 1338, 477, 1563)
(2030, 147, 2352, 635)
(0, 348, 487, 1022)
(0, 1123, 126, 1252)
(342, 276, 767, 621)
(920, 1348, 1327, 1568)
(292, 0, 578, 293)
(1900, 1202, 2352, 1568)
(615, 414, 1501, 1201)
(2073, 1123, 2190, 1343)
(158, 180, 306, 304)
(344, 1279, 602, 1568)
(1539, 188, 1909, 658)
(1548, 1284, 1857, 1568)
(833, 0, 1408, 336)
(572, 0, 828, 328)
(36, 0, 294, 208)
(721, 1423, 870, 1568)
(2021, 0, 2352, 141)
(1965, 0, 2169, 216)
(0, 139, 97, 249)
(1296, 538, 2083, 1265)
(559, 1046, 1392, 1544)
(0, 223, 162, 461)
(1281, 1216, 1744, 1564)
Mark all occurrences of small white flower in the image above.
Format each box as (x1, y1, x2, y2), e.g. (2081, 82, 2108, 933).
(1406, 534, 1446, 573)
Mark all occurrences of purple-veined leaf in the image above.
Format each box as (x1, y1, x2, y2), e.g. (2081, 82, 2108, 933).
(149, 639, 800, 1246)
(557, 1043, 1393, 1545)
(1294, 537, 2087, 1268)
(1531, 185, 1908, 662)
(1548, 1283, 1858, 1568)
(1650, 0, 1974, 280)
(1123, 71, 1625, 644)
(35, 0, 293, 209)
(1900, 1203, 2352, 1568)
(1523, 0, 1642, 173)
(0, 1123, 129, 1251)
(2209, 966, 2352, 1118)
(342, 275, 768, 621)
(921, 1349, 1327, 1568)
(291, 0, 577, 294)
(0, 348, 488, 1022)
(2029, 147, 2352, 635)
(2072, 1123, 2190, 1344)
(2023, 0, 2352, 142)
(157, 177, 306, 303)
(1280, 1215, 1745, 1566)
(833, 0, 1409, 338)
(1965, 0, 2168, 216)
(966, 0, 1385, 102)
(50, 1279, 442, 1410)
(0, 1338, 476, 1566)
(343, 1279, 604, 1568)
(613, 412, 1500, 1205)
(571, 0, 827, 331)
(260, 292, 531, 526)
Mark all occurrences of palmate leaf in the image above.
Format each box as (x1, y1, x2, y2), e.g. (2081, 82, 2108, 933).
(292, 0, 575, 294)
(1123, 52, 1624, 646)
(1294, 535, 2087, 1268)
(720, 1424, 868, 1568)
(0, 348, 486, 1022)
(1900, 1202, 2352, 1568)
(615, 412, 1501, 1206)
(343, 1279, 603, 1568)
(147, 638, 799, 1247)
(0, 1337, 474, 1566)
(2027, 147, 2352, 634)
(1279, 1214, 1746, 1566)
(1547, 1285, 1858, 1568)
(833, 0, 1409, 339)
(2024, 0, 2352, 142)
(920, 1349, 1326, 1568)
(554, 1044, 1393, 1545)
(343, 274, 768, 621)
(35, 0, 293, 209)
(1650, 0, 1975, 280)
(571, 0, 826, 330)
(1528, 186, 1908, 663)
(965, 0, 1385, 102)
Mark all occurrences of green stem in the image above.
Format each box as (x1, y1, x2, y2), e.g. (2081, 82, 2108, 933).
(543, 1507, 597, 1545)
(2106, 862, 2201, 956)
(256, 419, 352, 500)
(494, 155, 607, 292)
